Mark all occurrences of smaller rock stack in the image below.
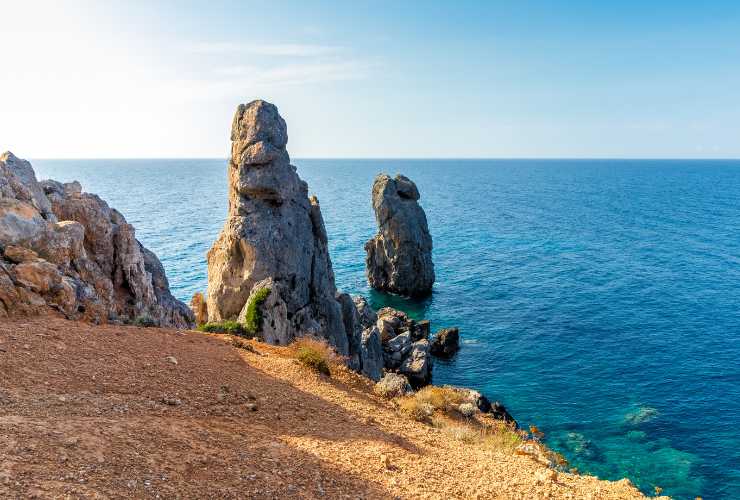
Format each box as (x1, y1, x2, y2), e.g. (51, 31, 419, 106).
(365, 174, 435, 297)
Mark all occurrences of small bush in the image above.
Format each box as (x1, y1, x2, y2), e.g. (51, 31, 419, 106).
(414, 386, 466, 412)
(399, 396, 434, 422)
(197, 320, 247, 336)
(242, 287, 271, 334)
(290, 337, 337, 376)
(132, 315, 156, 328)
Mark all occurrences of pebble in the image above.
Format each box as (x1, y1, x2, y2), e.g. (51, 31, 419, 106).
(246, 403, 258, 412)
(161, 397, 182, 406)
(165, 356, 178, 365)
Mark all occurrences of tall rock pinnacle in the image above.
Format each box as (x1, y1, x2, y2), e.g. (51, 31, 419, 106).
(365, 173, 435, 297)
(206, 100, 358, 358)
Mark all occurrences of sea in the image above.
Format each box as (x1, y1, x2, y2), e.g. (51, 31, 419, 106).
(32, 158, 740, 499)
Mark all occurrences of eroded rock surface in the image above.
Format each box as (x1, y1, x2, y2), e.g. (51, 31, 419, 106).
(365, 173, 434, 296)
(205, 100, 376, 373)
(0, 152, 193, 327)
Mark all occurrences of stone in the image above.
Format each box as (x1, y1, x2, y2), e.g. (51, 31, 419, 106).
(430, 327, 460, 358)
(359, 326, 383, 381)
(458, 402, 477, 417)
(165, 356, 178, 365)
(535, 468, 558, 484)
(374, 372, 413, 399)
(414, 319, 430, 340)
(399, 339, 432, 387)
(0, 152, 192, 327)
(190, 291, 208, 326)
(352, 295, 377, 330)
(205, 100, 359, 359)
(365, 173, 434, 296)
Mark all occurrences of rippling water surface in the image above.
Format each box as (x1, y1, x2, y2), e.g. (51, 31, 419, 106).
(32, 158, 740, 499)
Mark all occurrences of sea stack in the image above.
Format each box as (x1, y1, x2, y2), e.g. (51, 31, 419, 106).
(0, 152, 193, 327)
(205, 100, 360, 359)
(365, 173, 435, 296)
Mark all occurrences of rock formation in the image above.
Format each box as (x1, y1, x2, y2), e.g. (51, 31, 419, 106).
(365, 173, 435, 296)
(0, 152, 193, 327)
(430, 327, 460, 357)
(205, 100, 380, 376)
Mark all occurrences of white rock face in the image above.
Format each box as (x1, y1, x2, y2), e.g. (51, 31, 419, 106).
(0, 152, 193, 327)
(365, 173, 435, 296)
(206, 100, 374, 367)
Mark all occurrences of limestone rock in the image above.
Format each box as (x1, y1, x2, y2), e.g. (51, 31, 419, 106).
(365, 173, 434, 296)
(190, 292, 208, 326)
(359, 326, 384, 381)
(374, 372, 413, 399)
(205, 100, 358, 359)
(0, 152, 193, 327)
(352, 295, 377, 330)
(430, 327, 460, 358)
(399, 339, 432, 387)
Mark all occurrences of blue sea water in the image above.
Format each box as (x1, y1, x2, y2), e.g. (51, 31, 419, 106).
(32, 158, 740, 499)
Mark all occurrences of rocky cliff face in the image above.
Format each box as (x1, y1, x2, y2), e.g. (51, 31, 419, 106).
(0, 152, 193, 327)
(206, 100, 374, 372)
(365, 173, 435, 296)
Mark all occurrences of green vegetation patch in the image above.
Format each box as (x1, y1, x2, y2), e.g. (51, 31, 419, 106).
(296, 346, 331, 376)
(242, 287, 271, 335)
(197, 320, 247, 336)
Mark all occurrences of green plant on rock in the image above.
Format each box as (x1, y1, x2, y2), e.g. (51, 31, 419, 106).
(242, 287, 271, 335)
(197, 320, 247, 336)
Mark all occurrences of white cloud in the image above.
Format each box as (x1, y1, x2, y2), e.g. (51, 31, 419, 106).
(188, 42, 341, 57)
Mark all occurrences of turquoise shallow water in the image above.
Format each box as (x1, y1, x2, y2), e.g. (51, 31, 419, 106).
(32, 158, 740, 499)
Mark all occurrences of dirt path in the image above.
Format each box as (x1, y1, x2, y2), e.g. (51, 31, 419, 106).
(0, 316, 651, 499)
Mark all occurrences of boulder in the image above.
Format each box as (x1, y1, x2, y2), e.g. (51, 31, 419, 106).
(414, 319, 431, 340)
(190, 291, 208, 326)
(374, 372, 413, 399)
(352, 295, 377, 330)
(430, 327, 460, 357)
(205, 100, 364, 362)
(365, 173, 434, 297)
(399, 339, 432, 387)
(359, 326, 383, 381)
(0, 151, 193, 327)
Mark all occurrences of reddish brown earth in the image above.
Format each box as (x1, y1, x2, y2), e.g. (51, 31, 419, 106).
(0, 315, 654, 499)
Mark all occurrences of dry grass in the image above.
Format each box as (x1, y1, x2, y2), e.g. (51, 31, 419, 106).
(289, 336, 341, 376)
(431, 416, 524, 454)
(414, 386, 467, 412)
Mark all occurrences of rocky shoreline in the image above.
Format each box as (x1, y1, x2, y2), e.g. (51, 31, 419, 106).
(0, 99, 658, 498)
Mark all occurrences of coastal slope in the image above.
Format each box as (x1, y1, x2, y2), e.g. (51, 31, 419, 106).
(1, 315, 653, 499)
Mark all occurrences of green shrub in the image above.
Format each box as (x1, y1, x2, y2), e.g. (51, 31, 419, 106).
(132, 315, 156, 327)
(296, 347, 330, 375)
(290, 337, 337, 376)
(197, 320, 247, 336)
(242, 287, 271, 334)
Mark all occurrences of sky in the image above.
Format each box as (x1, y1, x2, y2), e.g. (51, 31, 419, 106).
(1, 0, 739, 159)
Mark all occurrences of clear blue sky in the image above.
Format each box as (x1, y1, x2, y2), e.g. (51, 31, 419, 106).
(1, 0, 738, 158)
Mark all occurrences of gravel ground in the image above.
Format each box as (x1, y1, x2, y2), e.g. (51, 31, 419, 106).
(0, 315, 659, 499)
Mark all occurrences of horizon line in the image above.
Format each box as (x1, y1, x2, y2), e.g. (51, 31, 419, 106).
(28, 156, 740, 161)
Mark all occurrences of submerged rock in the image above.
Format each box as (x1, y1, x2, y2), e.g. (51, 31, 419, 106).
(205, 100, 377, 374)
(0, 152, 193, 327)
(365, 173, 434, 297)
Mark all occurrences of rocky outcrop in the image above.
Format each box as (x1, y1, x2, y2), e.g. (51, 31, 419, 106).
(430, 327, 460, 357)
(365, 173, 434, 297)
(374, 372, 413, 399)
(0, 152, 193, 327)
(205, 100, 376, 373)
